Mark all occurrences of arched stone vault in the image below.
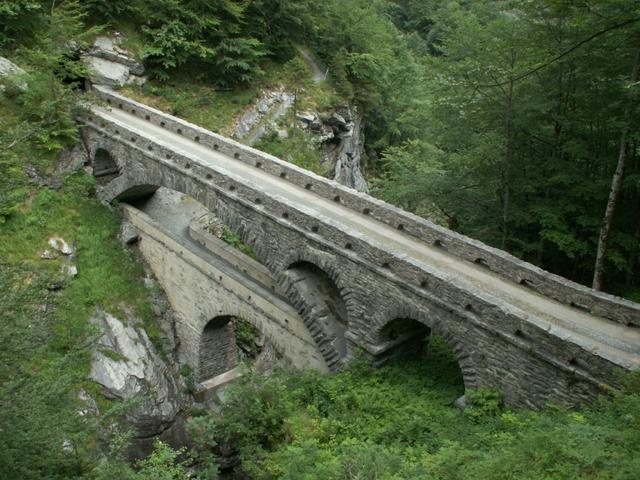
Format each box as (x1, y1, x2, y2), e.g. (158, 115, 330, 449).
(370, 304, 479, 391)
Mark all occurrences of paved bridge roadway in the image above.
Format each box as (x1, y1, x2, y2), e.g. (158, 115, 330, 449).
(83, 86, 640, 408)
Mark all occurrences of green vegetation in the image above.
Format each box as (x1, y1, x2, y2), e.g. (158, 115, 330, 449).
(0, 172, 158, 478)
(190, 338, 640, 479)
(254, 130, 328, 176)
(122, 78, 258, 136)
(2, 1, 640, 478)
(221, 226, 257, 260)
(234, 317, 263, 359)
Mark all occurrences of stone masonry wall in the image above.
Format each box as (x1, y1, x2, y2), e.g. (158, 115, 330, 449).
(122, 205, 328, 378)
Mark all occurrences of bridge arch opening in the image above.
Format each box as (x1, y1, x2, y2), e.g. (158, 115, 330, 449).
(198, 314, 281, 383)
(284, 261, 349, 365)
(375, 317, 465, 396)
(92, 148, 120, 180)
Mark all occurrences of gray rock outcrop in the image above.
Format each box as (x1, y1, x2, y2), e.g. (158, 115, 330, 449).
(82, 35, 145, 88)
(0, 56, 27, 92)
(233, 86, 294, 143)
(89, 310, 184, 438)
(324, 106, 368, 193)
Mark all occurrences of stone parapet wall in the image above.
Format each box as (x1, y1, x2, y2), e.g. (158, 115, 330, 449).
(89, 85, 640, 327)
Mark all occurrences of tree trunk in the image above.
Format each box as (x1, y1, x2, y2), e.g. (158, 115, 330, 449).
(592, 45, 640, 291)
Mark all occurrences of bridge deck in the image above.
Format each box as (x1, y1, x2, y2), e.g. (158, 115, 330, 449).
(94, 104, 640, 368)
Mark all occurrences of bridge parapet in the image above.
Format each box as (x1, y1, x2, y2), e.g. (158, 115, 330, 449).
(90, 85, 639, 328)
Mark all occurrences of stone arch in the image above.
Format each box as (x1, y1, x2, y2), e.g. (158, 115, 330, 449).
(371, 304, 479, 391)
(277, 250, 355, 372)
(197, 311, 287, 383)
(92, 147, 120, 178)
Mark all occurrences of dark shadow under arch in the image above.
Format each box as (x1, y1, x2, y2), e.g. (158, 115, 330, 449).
(93, 148, 120, 178)
(379, 317, 431, 363)
(377, 316, 465, 396)
(199, 315, 281, 382)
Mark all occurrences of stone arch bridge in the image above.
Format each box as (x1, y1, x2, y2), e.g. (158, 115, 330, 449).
(81, 85, 640, 409)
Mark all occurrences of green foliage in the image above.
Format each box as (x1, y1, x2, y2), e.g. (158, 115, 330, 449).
(371, 0, 640, 296)
(135, 441, 191, 480)
(463, 387, 504, 421)
(234, 317, 263, 358)
(190, 337, 640, 479)
(179, 364, 196, 394)
(94, 438, 193, 480)
(255, 130, 328, 176)
(221, 226, 257, 259)
(0, 173, 157, 479)
(0, 0, 44, 47)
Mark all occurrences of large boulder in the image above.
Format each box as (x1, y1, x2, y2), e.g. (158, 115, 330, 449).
(83, 56, 130, 87)
(90, 36, 145, 76)
(0, 57, 27, 92)
(89, 310, 184, 437)
(82, 35, 146, 87)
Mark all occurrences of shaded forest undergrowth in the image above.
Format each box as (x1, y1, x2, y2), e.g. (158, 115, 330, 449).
(192, 338, 640, 479)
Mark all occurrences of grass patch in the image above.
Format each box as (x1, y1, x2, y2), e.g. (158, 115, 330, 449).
(0, 170, 157, 477)
(254, 130, 328, 176)
(121, 75, 259, 136)
(99, 347, 128, 362)
(221, 226, 257, 260)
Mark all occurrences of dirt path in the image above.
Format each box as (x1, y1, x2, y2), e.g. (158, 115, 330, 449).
(296, 45, 327, 84)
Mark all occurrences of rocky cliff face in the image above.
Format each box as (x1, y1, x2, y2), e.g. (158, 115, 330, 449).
(81, 35, 146, 87)
(297, 105, 369, 193)
(89, 305, 189, 458)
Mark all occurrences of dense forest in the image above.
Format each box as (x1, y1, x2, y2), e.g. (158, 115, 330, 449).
(1, 0, 639, 478)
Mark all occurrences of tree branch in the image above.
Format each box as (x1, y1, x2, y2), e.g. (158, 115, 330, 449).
(477, 18, 639, 88)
